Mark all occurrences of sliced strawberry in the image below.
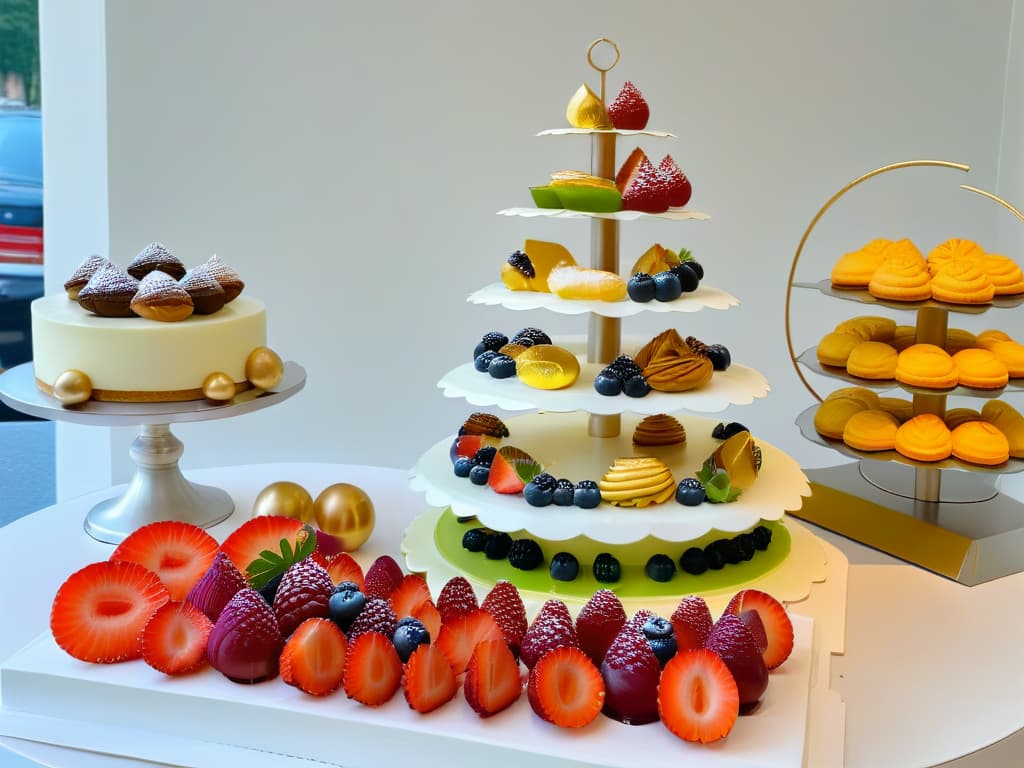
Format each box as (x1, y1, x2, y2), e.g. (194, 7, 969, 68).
(449, 434, 501, 463)
(620, 154, 670, 213)
(480, 580, 528, 656)
(111, 521, 218, 601)
(402, 643, 458, 714)
(658, 155, 692, 208)
(527, 646, 605, 728)
(185, 551, 248, 623)
(520, 599, 579, 670)
(488, 446, 542, 495)
(51, 560, 169, 663)
(436, 575, 479, 625)
(575, 589, 626, 666)
(670, 595, 713, 652)
(219, 515, 305, 578)
(280, 617, 348, 696)
(141, 600, 213, 675)
(436, 608, 504, 675)
(464, 638, 523, 717)
(724, 589, 794, 670)
(363, 555, 404, 599)
(658, 648, 739, 743)
(739, 609, 768, 654)
(343, 630, 403, 706)
(412, 599, 442, 639)
(607, 81, 650, 130)
(389, 574, 432, 619)
(324, 552, 365, 590)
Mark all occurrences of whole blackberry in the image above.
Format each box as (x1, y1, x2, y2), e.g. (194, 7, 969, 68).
(593, 552, 621, 584)
(507, 250, 535, 278)
(736, 532, 756, 561)
(484, 532, 513, 560)
(752, 525, 773, 551)
(462, 528, 491, 552)
(703, 541, 726, 570)
(472, 446, 497, 466)
(531, 473, 557, 490)
(512, 327, 551, 346)
(718, 538, 744, 565)
(679, 547, 709, 575)
(608, 355, 642, 379)
(507, 539, 544, 570)
(473, 332, 509, 359)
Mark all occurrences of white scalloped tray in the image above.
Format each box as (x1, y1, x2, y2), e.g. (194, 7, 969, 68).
(537, 128, 678, 138)
(498, 207, 711, 222)
(468, 282, 739, 317)
(409, 412, 810, 543)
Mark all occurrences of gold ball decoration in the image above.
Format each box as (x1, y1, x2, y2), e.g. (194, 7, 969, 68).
(252, 481, 315, 523)
(245, 346, 284, 390)
(53, 369, 93, 406)
(202, 372, 236, 402)
(314, 483, 375, 552)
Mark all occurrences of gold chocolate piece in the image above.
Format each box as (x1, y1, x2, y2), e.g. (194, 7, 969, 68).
(709, 431, 761, 489)
(252, 481, 315, 523)
(245, 347, 284, 390)
(314, 483, 375, 551)
(566, 83, 612, 130)
(598, 456, 675, 507)
(633, 414, 686, 447)
(202, 371, 236, 401)
(53, 369, 93, 405)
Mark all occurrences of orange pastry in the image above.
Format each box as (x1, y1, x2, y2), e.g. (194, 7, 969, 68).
(983, 255, 1024, 296)
(895, 343, 958, 389)
(862, 238, 895, 257)
(846, 341, 898, 380)
(891, 325, 917, 351)
(842, 409, 900, 451)
(633, 330, 714, 392)
(878, 397, 913, 422)
(952, 348, 1008, 389)
(825, 386, 881, 409)
(814, 396, 869, 439)
(816, 332, 862, 367)
(981, 400, 1024, 458)
(630, 244, 679, 276)
(927, 238, 984, 276)
(895, 414, 952, 462)
(868, 251, 931, 301)
(951, 421, 1009, 466)
(945, 408, 983, 430)
(547, 265, 627, 301)
(881, 238, 925, 263)
(930, 258, 995, 304)
(831, 248, 883, 288)
(834, 315, 897, 342)
(987, 341, 1024, 377)
(501, 240, 577, 292)
(944, 328, 977, 354)
(976, 329, 1014, 350)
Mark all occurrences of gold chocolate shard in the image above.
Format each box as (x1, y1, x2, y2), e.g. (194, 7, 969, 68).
(565, 83, 612, 130)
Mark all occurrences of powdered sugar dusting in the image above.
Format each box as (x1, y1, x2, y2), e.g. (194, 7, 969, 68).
(66, 254, 111, 284)
(205, 253, 242, 285)
(134, 270, 192, 303)
(180, 263, 224, 295)
(79, 262, 140, 298)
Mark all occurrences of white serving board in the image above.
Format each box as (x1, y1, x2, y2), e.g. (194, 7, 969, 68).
(468, 282, 740, 317)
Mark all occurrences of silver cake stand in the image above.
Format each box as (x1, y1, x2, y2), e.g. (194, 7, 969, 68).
(0, 361, 306, 543)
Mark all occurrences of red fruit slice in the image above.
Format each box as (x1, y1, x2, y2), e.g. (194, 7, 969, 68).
(480, 580, 528, 656)
(111, 521, 218, 601)
(436, 575, 479, 625)
(705, 613, 768, 709)
(615, 147, 647, 194)
(207, 587, 283, 683)
(658, 155, 693, 208)
(575, 589, 626, 666)
(607, 81, 650, 131)
(343, 631, 402, 706)
(403, 643, 458, 714)
(487, 446, 542, 495)
(141, 600, 213, 675)
(324, 552, 365, 590)
(412, 599, 442, 639)
(659, 648, 740, 743)
(389, 574, 432, 619)
(185, 550, 248, 623)
(600, 622, 661, 725)
(449, 434, 501, 463)
(436, 608, 504, 675)
(621, 155, 670, 214)
(528, 646, 605, 728)
(219, 516, 305, 578)
(280, 617, 348, 696)
(670, 595, 713, 652)
(273, 558, 334, 637)
(464, 638, 523, 717)
(51, 560, 169, 663)
(363, 555, 404, 599)
(520, 599, 579, 670)
(724, 589, 794, 670)
(739, 609, 768, 654)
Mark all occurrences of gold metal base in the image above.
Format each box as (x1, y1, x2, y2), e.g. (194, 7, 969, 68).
(791, 463, 1024, 585)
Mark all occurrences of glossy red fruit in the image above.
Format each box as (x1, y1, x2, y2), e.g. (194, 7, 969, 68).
(704, 613, 769, 709)
(670, 595, 713, 652)
(363, 555, 404, 600)
(51, 560, 169, 663)
(449, 434, 501, 463)
(528, 646, 605, 728)
(436, 575, 479, 625)
(343, 631, 402, 706)
(185, 551, 248, 623)
(141, 600, 213, 675)
(658, 648, 739, 743)
(615, 147, 647, 194)
(412, 599, 442, 639)
(480, 580, 528, 656)
(403, 643, 458, 714)
(346, 596, 397, 641)
(600, 622, 661, 724)
(436, 608, 504, 675)
(658, 155, 693, 208)
(111, 521, 218, 601)
(207, 587, 284, 683)
(520, 599, 579, 670)
(724, 589, 794, 670)
(739, 609, 768, 654)
(324, 552, 364, 590)
(575, 589, 626, 666)
(486, 450, 527, 494)
(464, 638, 522, 717)
(219, 516, 305, 577)
(273, 558, 334, 637)
(389, 574, 432, 620)
(628, 608, 656, 629)
(280, 617, 347, 696)
(607, 81, 650, 130)
(620, 154, 670, 213)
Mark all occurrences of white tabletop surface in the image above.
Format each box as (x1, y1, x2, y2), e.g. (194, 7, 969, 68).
(1, 462, 1022, 768)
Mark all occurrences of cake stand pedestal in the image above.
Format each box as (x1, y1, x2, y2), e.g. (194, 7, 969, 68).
(0, 361, 306, 543)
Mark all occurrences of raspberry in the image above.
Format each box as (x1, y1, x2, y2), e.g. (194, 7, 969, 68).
(272, 558, 334, 637)
(346, 596, 397, 640)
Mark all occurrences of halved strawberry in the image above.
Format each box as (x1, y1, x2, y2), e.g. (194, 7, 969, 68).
(436, 608, 504, 675)
(436, 575, 478, 625)
(51, 560, 169, 663)
(724, 589, 794, 670)
(141, 600, 213, 675)
(280, 617, 347, 696)
(219, 515, 305, 578)
(520, 599, 579, 670)
(111, 521, 218, 601)
(480, 580, 528, 657)
(527, 646, 605, 728)
(324, 552, 364, 590)
(488, 446, 543, 495)
(343, 630, 402, 706)
(670, 595, 713, 652)
(658, 648, 739, 743)
(607, 81, 650, 131)
(389, 574, 432, 619)
(615, 147, 647, 193)
(620, 154, 670, 213)
(403, 643, 458, 714)
(449, 434, 501, 464)
(464, 638, 522, 717)
(412, 599, 442, 639)
(575, 589, 626, 666)
(658, 155, 692, 208)
(363, 555, 404, 599)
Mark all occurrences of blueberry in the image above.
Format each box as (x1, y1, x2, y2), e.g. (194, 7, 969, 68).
(523, 475, 555, 507)
(622, 374, 650, 397)
(484, 532, 513, 559)
(645, 554, 676, 582)
(642, 616, 677, 666)
(573, 480, 602, 509)
(549, 552, 579, 581)
(627, 272, 657, 302)
(462, 527, 491, 552)
(488, 354, 517, 379)
(752, 525, 773, 551)
(652, 270, 682, 302)
(679, 547, 710, 575)
(712, 421, 748, 440)
(328, 588, 366, 631)
(594, 372, 623, 396)
(469, 464, 491, 485)
(675, 478, 705, 506)
(453, 456, 474, 478)
(670, 262, 700, 293)
(552, 478, 575, 506)
(593, 552, 621, 584)
(707, 344, 731, 371)
(333, 580, 361, 594)
(392, 619, 430, 663)
(508, 539, 544, 570)
(258, 573, 283, 605)
(680, 258, 704, 279)
(474, 350, 498, 372)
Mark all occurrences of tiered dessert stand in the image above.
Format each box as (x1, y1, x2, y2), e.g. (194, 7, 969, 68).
(405, 38, 824, 615)
(787, 159, 1024, 585)
(0, 359, 306, 543)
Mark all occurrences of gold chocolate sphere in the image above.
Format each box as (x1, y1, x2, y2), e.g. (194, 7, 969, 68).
(314, 483, 375, 551)
(53, 369, 93, 405)
(252, 481, 315, 523)
(202, 371, 236, 402)
(245, 346, 284, 390)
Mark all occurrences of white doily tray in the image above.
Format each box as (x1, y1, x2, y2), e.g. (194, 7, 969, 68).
(468, 282, 739, 317)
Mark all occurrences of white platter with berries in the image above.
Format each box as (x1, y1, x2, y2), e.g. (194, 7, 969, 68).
(497, 206, 711, 222)
(468, 281, 740, 316)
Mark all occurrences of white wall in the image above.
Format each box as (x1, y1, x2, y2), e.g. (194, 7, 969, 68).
(42, 0, 1020, 491)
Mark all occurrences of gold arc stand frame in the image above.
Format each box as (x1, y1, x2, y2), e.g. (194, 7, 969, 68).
(785, 160, 1024, 584)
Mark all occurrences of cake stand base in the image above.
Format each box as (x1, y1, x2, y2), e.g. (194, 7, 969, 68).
(791, 462, 1024, 585)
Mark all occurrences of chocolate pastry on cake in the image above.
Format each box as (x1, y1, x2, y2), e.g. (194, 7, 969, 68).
(130, 270, 195, 322)
(180, 263, 228, 315)
(205, 254, 245, 303)
(127, 241, 187, 281)
(77, 262, 140, 317)
(63, 255, 112, 300)
(633, 329, 713, 392)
